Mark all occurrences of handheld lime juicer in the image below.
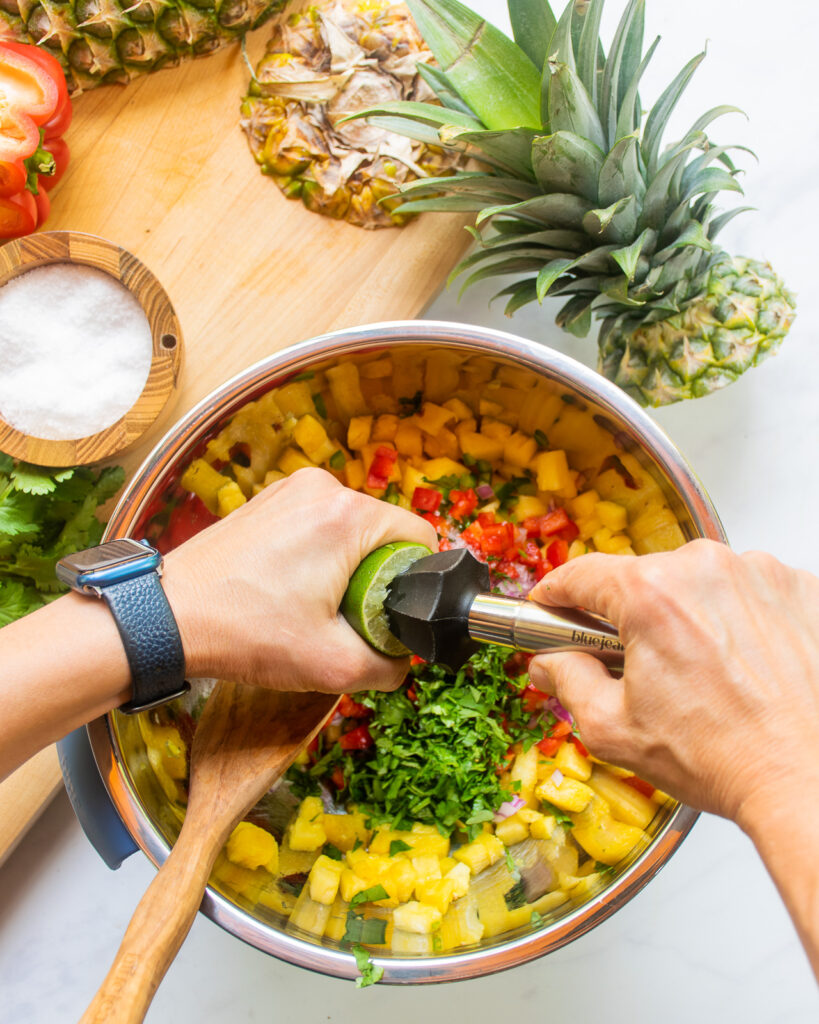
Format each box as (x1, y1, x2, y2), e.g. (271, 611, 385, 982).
(342, 543, 623, 673)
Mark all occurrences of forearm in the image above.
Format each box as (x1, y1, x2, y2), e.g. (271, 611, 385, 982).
(0, 592, 132, 781)
(738, 780, 819, 981)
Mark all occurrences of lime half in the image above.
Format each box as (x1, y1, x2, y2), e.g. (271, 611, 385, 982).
(342, 542, 431, 657)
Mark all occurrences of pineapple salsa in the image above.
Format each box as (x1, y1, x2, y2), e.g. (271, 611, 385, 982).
(140, 347, 685, 955)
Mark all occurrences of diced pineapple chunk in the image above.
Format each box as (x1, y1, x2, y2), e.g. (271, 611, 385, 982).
(294, 414, 336, 464)
(277, 447, 315, 476)
(481, 418, 512, 441)
(415, 877, 457, 916)
(339, 868, 374, 904)
(511, 494, 548, 521)
(410, 855, 442, 882)
(385, 857, 417, 903)
(510, 745, 539, 802)
(360, 357, 392, 379)
(442, 397, 473, 421)
(444, 862, 471, 900)
(288, 796, 327, 851)
(394, 420, 424, 458)
(180, 458, 232, 514)
(274, 381, 314, 419)
(536, 775, 594, 813)
(585, 766, 657, 829)
(534, 450, 571, 492)
(570, 795, 646, 865)
(308, 854, 344, 905)
(416, 401, 456, 435)
(288, 891, 332, 937)
(458, 430, 504, 462)
(372, 414, 399, 442)
(440, 894, 484, 950)
(322, 811, 371, 851)
(528, 812, 557, 840)
(347, 415, 373, 450)
(595, 500, 628, 532)
(326, 362, 368, 420)
(424, 427, 459, 460)
(554, 739, 592, 781)
(424, 351, 462, 403)
(400, 462, 427, 500)
(494, 814, 529, 846)
(226, 821, 278, 873)
(503, 431, 537, 468)
(409, 823, 450, 858)
(453, 832, 505, 875)
(393, 900, 443, 935)
(568, 539, 588, 559)
(422, 457, 468, 480)
(569, 489, 600, 520)
(216, 480, 247, 517)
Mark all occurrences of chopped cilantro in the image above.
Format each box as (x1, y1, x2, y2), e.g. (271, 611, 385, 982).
(284, 763, 321, 799)
(312, 392, 328, 419)
(315, 646, 544, 840)
(595, 861, 616, 875)
(534, 429, 549, 448)
(503, 880, 527, 909)
(389, 839, 412, 856)
(352, 944, 384, 988)
(344, 914, 388, 946)
(398, 390, 423, 417)
(350, 884, 389, 908)
(329, 450, 346, 471)
(540, 800, 574, 828)
(322, 843, 343, 861)
(385, 482, 400, 505)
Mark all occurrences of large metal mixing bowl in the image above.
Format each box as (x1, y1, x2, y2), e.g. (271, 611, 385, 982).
(86, 321, 725, 983)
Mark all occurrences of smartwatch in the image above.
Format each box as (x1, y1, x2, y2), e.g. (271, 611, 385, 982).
(56, 538, 189, 714)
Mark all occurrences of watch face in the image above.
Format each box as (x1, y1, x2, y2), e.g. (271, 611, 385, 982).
(65, 539, 153, 573)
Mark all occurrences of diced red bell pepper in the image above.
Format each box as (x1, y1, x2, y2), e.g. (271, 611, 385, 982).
(538, 508, 572, 537)
(405, 685, 418, 702)
(461, 520, 484, 548)
(438, 538, 452, 551)
(366, 445, 397, 490)
(497, 561, 519, 580)
(307, 735, 320, 755)
(522, 683, 546, 712)
(449, 487, 478, 521)
(549, 719, 573, 739)
(516, 541, 541, 567)
(409, 655, 425, 667)
(536, 736, 562, 757)
(546, 538, 569, 568)
(521, 517, 542, 538)
(480, 522, 514, 555)
(477, 511, 496, 528)
(569, 734, 589, 758)
(330, 766, 346, 790)
(623, 776, 656, 798)
(558, 520, 580, 543)
(157, 492, 220, 553)
(338, 694, 369, 719)
(338, 723, 373, 751)
(534, 556, 553, 581)
(420, 511, 446, 532)
(411, 486, 442, 512)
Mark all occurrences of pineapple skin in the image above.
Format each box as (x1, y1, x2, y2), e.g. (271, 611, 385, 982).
(0, 0, 287, 93)
(599, 257, 797, 407)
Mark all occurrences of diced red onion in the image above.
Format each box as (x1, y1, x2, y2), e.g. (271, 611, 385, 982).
(329, 711, 344, 727)
(545, 696, 573, 724)
(493, 795, 526, 822)
(550, 768, 564, 787)
(476, 484, 495, 499)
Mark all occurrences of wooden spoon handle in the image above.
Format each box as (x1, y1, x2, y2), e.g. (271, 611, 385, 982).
(79, 818, 220, 1024)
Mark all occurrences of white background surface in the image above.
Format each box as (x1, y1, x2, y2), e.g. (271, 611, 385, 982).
(1, 1, 818, 1021)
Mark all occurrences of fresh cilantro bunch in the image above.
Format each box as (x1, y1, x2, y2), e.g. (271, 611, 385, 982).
(0, 454, 124, 626)
(312, 645, 545, 840)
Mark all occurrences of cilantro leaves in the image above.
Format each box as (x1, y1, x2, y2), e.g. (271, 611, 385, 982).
(352, 945, 384, 988)
(0, 458, 124, 626)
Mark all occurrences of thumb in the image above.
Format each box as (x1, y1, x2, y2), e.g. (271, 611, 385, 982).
(529, 651, 628, 763)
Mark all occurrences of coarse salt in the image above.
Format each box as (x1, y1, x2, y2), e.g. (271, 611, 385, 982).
(0, 263, 153, 441)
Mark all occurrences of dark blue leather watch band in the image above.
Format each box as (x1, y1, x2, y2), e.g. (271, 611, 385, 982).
(101, 572, 189, 714)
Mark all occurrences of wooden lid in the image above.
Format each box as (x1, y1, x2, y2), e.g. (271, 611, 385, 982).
(0, 231, 183, 467)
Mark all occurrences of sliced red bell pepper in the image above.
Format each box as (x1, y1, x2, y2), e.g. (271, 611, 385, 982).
(330, 766, 346, 790)
(521, 516, 542, 539)
(0, 44, 60, 157)
(411, 486, 442, 512)
(33, 185, 49, 226)
(497, 560, 519, 580)
(516, 541, 541, 567)
(0, 158, 26, 199)
(461, 520, 484, 548)
(438, 537, 452, 551)
(480, 521, 514, 555)
(338, 723, 373, 751)
(477, 511, 496, 528)
(536, 736, 562, 757)
(569, 734, 589, 758)
(521, 683, 546, 712)
(534, 556, 553, 581)
(0, 190, 36, 239)
(0, 41, 68, 124)
(557, 520, 580, 543)
(549, 719, 573, 739)
(366, 445, 397, 490)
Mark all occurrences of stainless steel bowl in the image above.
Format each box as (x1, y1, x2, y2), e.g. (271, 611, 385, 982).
(87, 320, 725, 983)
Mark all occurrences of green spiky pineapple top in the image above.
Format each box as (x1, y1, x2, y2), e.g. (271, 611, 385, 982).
(348, 0, 795, 406)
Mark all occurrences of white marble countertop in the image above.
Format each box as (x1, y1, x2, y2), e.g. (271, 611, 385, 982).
(1, 1, 818, 1020)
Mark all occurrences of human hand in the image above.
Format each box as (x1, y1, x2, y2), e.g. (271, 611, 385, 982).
(527, 540, 819, 827)
(162, 468, 437, 694)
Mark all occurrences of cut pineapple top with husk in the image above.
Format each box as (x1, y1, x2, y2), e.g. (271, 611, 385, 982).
(0, 0, 287, 93)
(346, 0, 796, 405)
(240, 0, 463, 228)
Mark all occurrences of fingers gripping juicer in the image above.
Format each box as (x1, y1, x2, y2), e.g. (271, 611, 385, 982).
(378, 547, 624, 672)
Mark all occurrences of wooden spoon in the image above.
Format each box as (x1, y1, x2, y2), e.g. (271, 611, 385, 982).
(80, 681, 337, 1024)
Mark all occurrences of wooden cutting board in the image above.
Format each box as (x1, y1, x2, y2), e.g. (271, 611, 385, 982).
(0, 30, 470, 867)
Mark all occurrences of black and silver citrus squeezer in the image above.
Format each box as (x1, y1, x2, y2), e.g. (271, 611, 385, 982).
(381, 547, 624, 673)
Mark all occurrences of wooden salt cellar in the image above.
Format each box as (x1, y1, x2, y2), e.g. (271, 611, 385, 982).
(0, 231, 183, 467)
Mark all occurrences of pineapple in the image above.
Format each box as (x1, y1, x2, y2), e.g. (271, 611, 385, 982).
(239, 0, 461, 227)
(0, 0, 286, 93)
(350, 0, 796, 404)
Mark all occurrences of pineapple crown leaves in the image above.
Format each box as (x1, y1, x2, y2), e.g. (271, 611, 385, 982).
(345, 0, 755, 336)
